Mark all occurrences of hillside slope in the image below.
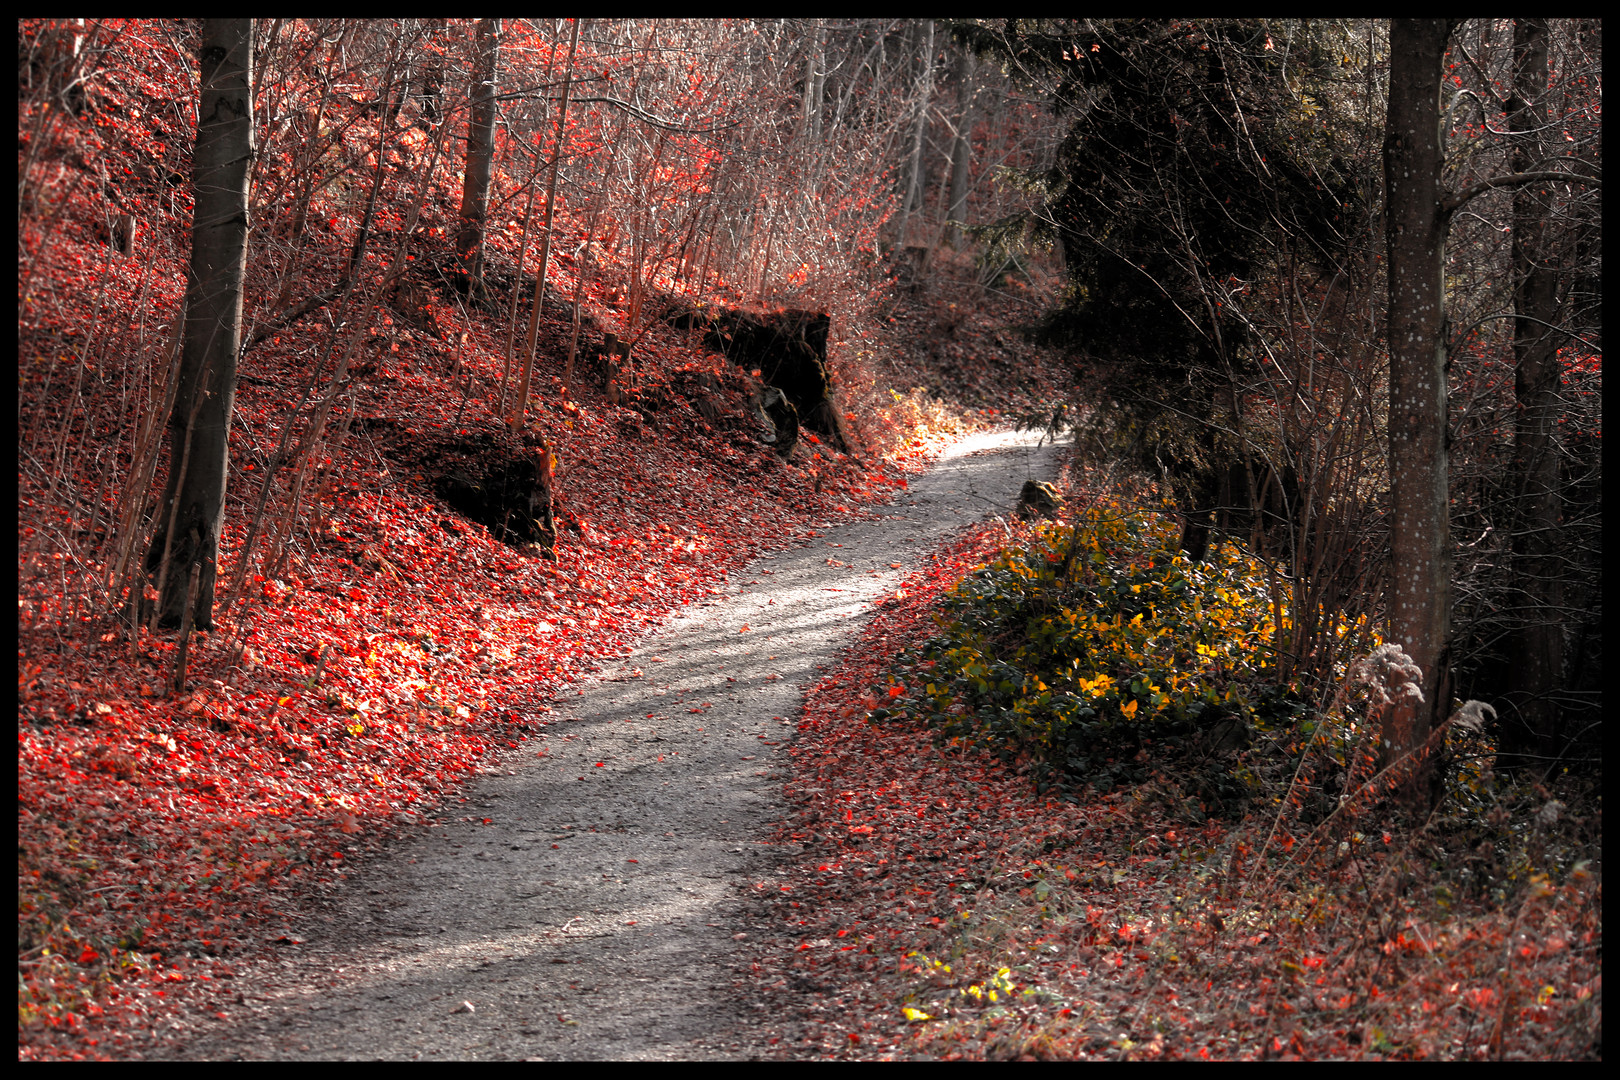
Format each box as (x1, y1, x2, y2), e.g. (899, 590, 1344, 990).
(17, 22, 1076, 1059)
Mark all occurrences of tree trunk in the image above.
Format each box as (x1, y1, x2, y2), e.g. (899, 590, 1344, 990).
(894, 19, 934, 251)
(146, 18, 254, 632)
(1381, 18, 1457, 808)
(1503, 17, 1565, 774)
(456, 18, 502, 300)
(511, 18, 580, 430)
(800, 19, 825, 144)
(943, 49, 976, 248)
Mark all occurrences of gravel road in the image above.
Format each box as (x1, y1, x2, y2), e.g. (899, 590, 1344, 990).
(169, 429, 1064, 1060)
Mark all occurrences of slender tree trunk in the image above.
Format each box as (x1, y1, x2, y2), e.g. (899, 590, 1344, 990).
(512, 18, 580, 430)
(894, 19, 934, 251)
(146, 18, 253, 631)
(800, 20, 825, 143)
(1503, 17, 1564, 773)
(456, 18, 502, 301)
(498, 23, 565, 411)
(1381, 18, 1457, 808)
(498, 162, 541, 413)
(943, 49, 976, 248)
(756, 199, 778, 305)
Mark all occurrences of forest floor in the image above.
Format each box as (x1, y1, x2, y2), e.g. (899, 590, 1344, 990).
(18, 203, 1086, 1059)
(21, 276, 1604, 1061)
(17, 102, 1600, 1055)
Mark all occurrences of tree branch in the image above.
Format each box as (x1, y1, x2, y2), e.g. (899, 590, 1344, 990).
(244, 279, 353, 354)
(1442, 169, 1600, 214)
(497, 78, 737, 135)
(564, 95, 741, 135)
(1447, 312, 1601, 358)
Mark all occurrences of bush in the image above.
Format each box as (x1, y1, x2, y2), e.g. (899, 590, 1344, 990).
(871, 503, 1315, 812)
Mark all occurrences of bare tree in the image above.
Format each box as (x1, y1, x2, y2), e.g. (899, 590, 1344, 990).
(1501, 17, 1565, 771)
(941, 48, 977, 249)
(511, 17, 580, 429)
(456, 18, 502, 300)
(1380, 19, 1460, 804)
(145, 18, 254, 631)
(1380, 16, 1603, 802)
(894, 19, 936, 251)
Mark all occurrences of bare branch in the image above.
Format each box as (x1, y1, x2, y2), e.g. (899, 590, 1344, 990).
(1442, 169, 1601, 214)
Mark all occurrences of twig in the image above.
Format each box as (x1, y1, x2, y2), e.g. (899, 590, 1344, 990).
(171, 558, 202, 694)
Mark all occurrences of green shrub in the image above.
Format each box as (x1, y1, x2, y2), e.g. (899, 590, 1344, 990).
(871, 503, 1312, 811)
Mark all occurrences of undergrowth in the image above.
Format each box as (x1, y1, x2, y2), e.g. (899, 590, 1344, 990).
(807, 504, 1604, 1060)
(871, 502, 1338, 815)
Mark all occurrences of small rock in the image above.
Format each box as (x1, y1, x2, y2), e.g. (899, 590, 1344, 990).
(1016, 479, 1063, 520)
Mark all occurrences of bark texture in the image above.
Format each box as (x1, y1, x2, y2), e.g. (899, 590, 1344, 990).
(147, 18, 253, 630)
(1381, 18, 1457, 803)
(456, 18, 502, 299)
(1503, 17, 1565, 773)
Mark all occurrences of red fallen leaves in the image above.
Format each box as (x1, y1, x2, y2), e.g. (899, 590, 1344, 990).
(18, 319, 956, 1060)
(18, 168, 958, 1057)
(21, 453, 941, 1058)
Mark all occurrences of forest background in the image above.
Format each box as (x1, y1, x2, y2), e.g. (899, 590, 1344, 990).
(17, 18, 1601, 1059)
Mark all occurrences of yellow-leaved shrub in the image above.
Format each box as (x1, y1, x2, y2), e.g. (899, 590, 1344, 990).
(871, 502, 1311, 812)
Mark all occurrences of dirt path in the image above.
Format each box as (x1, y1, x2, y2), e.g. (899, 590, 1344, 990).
(167, 430, 1064, 1060)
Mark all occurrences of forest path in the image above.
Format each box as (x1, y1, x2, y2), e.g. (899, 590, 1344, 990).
(171, 429, 1064, 1060)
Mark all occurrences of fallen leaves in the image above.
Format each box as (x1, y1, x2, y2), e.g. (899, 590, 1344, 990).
(17, 323, 941, 1058)
(734, 516, 1603, 1063)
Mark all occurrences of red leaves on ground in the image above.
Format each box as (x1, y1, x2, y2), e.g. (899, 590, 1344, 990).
(18, 212, 959, 1058)
(19, 416, 946, 1056)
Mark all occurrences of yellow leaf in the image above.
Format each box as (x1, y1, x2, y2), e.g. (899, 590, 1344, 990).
(902, 1007, 932, 1022)
(1121, 699, 1138, 718)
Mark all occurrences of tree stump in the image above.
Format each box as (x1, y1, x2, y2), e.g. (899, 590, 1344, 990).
(356, 418, 556, 551)
(753, 386, 799, 455)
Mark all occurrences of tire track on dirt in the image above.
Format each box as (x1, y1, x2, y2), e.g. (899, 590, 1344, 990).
(170, 429, 1063, 1060)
